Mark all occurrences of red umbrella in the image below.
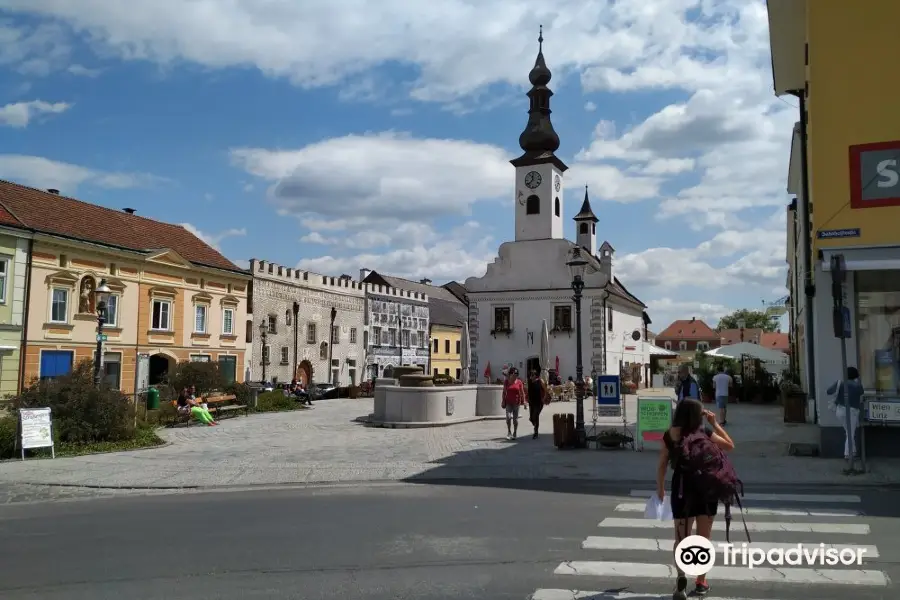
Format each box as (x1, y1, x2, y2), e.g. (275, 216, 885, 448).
(555, 356, 560, 376)
(483, 361, 492, 382)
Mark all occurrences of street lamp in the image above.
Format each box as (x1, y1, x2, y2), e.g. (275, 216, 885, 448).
(737, 318, 746, 342)
(567, 247, 589, 449)
(736, 318, 746, 404)
(258, 321, 268, 383)
(92, 279, 111, 386)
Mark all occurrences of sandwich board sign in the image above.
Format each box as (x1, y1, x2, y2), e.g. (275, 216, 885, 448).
(18, 408, 55, 460)
(597, 374, 622, 417)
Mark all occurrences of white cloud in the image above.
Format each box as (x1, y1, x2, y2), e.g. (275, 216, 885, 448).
(67, 64, 102, 77)
(180, 223, 247, 251)
(0, 99, 70, 127)
(0, 154, 164, 193)
(584, 101, 597, 112)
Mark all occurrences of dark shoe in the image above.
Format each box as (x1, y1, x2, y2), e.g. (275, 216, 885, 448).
(691, 581, 709, 596)
(532, 432, 538, 439)
(673, 575, 688, 600)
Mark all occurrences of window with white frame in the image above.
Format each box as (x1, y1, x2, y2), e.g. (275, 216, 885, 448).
(373, 326, 381, 345)
(493, 306, 511, 331)
(418, 330, 426, 348)
(50, 288, 69, 323)
(410, 331, 417, 347)
(696, 341, 710, 351)
(151, 299, 172, 330)
(0, 257, 8, 303)
(190, 354, 211, 362)
(349, 327, 357, 344)
(306, 322, 317, 344)
(389, 328, 397, 346)
(402, 330, 410, 347)
(194, 304, 208, 333)
(664, 341, 672, 350)
(267, 314, 277, 334)
(105, 294, 119, 327)
(281, 346, 289, 364)
(222, 307, 235, 335)
(679, 341, 688, 351)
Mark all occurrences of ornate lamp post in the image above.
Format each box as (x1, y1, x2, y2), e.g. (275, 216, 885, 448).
(737, 318, 746, 404)
(567, 247, 589, 448)
(259, 321, 269, 383)
(92, 279, 111, 386)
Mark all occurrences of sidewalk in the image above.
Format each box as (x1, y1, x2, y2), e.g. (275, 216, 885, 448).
(0, 395, 897, 489)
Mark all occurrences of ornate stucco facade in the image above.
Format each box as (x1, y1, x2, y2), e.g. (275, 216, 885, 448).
(363, 283, 430, 380)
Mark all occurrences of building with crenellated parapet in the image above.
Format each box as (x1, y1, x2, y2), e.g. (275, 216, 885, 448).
(248, 259, 429, 386)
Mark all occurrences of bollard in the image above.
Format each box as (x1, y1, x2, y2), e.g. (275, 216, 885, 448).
(251, 387, 259, 410)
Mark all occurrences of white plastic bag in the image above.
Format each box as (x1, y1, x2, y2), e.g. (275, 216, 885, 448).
(644, 494, 673, 521)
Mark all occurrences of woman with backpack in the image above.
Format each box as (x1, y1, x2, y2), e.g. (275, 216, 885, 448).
(656, 398, 735, 599)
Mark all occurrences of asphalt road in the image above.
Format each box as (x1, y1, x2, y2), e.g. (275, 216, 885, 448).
(1, 480, 899, 600)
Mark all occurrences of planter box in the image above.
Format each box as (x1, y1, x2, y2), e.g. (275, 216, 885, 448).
(783, 391, 807, 423)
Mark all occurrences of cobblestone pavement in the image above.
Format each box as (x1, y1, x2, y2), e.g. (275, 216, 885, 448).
(1, 397, 899, 494)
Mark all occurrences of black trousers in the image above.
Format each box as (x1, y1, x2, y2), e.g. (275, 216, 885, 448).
(529, 401, 544, 429)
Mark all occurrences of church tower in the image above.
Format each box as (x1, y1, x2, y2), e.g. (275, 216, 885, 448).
(573, 185, 598, 256)
(511, 26, 568, 242)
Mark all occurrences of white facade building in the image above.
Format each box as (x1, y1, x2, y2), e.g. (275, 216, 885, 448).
(464, 33, 650, 385)
(248, 259, 366, 386)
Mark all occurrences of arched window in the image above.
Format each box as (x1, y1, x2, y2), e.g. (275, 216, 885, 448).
(526, 195, 540, 215)
(319, 341, 328, 360)
(554, 197, 560, 216)
(579, 222, 588, 234)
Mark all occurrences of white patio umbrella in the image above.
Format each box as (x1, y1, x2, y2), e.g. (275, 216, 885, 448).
(540, 319, 550, 383)
(705, 341, 789, 371)
(460, 321, 472, 384)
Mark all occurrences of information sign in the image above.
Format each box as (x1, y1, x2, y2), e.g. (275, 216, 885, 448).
(636, 397, 672, 450)
(19, 408, 55, 460)
(597, 374, 621, 417)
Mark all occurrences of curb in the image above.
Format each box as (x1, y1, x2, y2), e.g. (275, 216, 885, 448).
(364, 415, 506, 429)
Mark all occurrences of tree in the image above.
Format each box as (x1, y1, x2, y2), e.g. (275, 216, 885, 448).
(716, 309, 778, 332)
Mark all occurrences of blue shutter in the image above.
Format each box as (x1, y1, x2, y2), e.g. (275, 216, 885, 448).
(40, 351, 74, 379)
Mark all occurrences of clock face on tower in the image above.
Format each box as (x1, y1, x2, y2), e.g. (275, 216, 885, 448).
(524, 171, 542, 189)
(554, 175, 561, 192)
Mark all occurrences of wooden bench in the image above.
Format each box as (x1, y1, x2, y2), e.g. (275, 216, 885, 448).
(167, 393, 248, 427)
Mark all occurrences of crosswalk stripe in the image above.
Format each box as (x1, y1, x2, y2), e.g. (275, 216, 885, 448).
(599, 517, 869, 534)
(581, 536, 881, 557)
(532, 591, 783, 600)
(613, 502, 862, 518)
(554, 561, 889, 586)
(629, 490, 861, 503)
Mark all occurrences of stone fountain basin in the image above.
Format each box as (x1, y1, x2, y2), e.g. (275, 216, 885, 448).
(372, 384, 504, 425)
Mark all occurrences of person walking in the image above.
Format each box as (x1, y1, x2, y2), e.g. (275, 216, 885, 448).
(712, 364, 733, 425)
(656, 399, 735, 598)
(827, 367, 864, 460)
(675, 366, 700, 403)
(502, 368, 526, 440)
(527, 370, 548, 439)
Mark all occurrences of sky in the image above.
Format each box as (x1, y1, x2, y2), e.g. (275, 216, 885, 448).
(0, 0, 794, 331)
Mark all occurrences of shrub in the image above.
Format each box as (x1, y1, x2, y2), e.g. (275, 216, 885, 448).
(0, 415, 16, 459)
(433, 373, 454, 386)
(224, 381, 252, 405)
(10, 360, 134, 444)
(257, 390, 296, 412)
(166, 361, 227, 396)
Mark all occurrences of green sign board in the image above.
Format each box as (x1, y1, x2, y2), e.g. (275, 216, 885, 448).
(636, 396, 672, 449)
(96, 334, 108, 342)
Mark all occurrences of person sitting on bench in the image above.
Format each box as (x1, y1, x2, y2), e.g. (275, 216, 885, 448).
(177, 386, 218, 426)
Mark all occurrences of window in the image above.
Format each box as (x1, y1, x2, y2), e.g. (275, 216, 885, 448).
(332, 368, 339, 385)
(350, 328, 357, 344)
(664, 341, 672, 350)
(0, 257, 8, 303)
(526, 195, 540, 214)
(389, 328, 397, 346)
(320, 341, 328, 360)
(103, 352, 121, 389)
(403, 330, 410, 347)
(267, 315, 277, 334)
(50, 288, 68, 323)
(418, 331, 426, 348)
(40, 350, 73, 380)
(372, 326, 381, 345)
(493, 306, 511, 331)
(433, 338, 439, 353)
(285, 310, 292, 326)
(332, 325, 340, 343)
(104, 294, 119, 327)
(411, 331, 418, 347)
(433, 368, 439, 376)
(262, 345, 270, 364)
(190, 354, 211, 362)
(307, 323, 317, 344)
(151, 299, 171, 330)
(592, 223, 596, 234)
(555, 197, 560, 217)
(444, 368, 450, 376)
(456, 340, 461, 353)
(223, 308, 234, 335)
(855, 270, 900, 391)
(456, 368, 461, 380)
(219, 355, 237, 384)
(553, 305, 572, 330)
(679, 341, 688, 351)
(445, 339, 450, 353)
(697, 342, 710, 351)
(281, 346, 289, 364)
(194, 304, 208, 333)
(607, 307, 613, 331)
(579, 222, 588, 234)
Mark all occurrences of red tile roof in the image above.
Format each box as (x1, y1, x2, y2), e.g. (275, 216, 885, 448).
(0, 180, 244, 273)
(656, 318, 718, 341)
(760, 332, 790, 351)
(719, 328, 764, 345)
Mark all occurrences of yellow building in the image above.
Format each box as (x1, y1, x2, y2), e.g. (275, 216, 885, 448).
(768, 0, 900, 457)
(431, 323, 463, 380)
(0, 181, 250, 395)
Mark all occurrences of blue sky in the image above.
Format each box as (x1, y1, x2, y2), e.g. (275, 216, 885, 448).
(0, 0, 793, 330)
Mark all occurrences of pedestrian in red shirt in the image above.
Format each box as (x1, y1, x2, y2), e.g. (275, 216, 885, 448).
(502, 368, 527, 440)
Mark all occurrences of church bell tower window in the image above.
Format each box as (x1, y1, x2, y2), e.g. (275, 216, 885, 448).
(526, 195, 540, 215)
(555, 197, 560, 216)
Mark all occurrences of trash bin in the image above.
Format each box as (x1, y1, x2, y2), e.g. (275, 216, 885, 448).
(146, 387, 160, 410)
(552, 414, 563, 447)
(564, 414, 575, 447)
